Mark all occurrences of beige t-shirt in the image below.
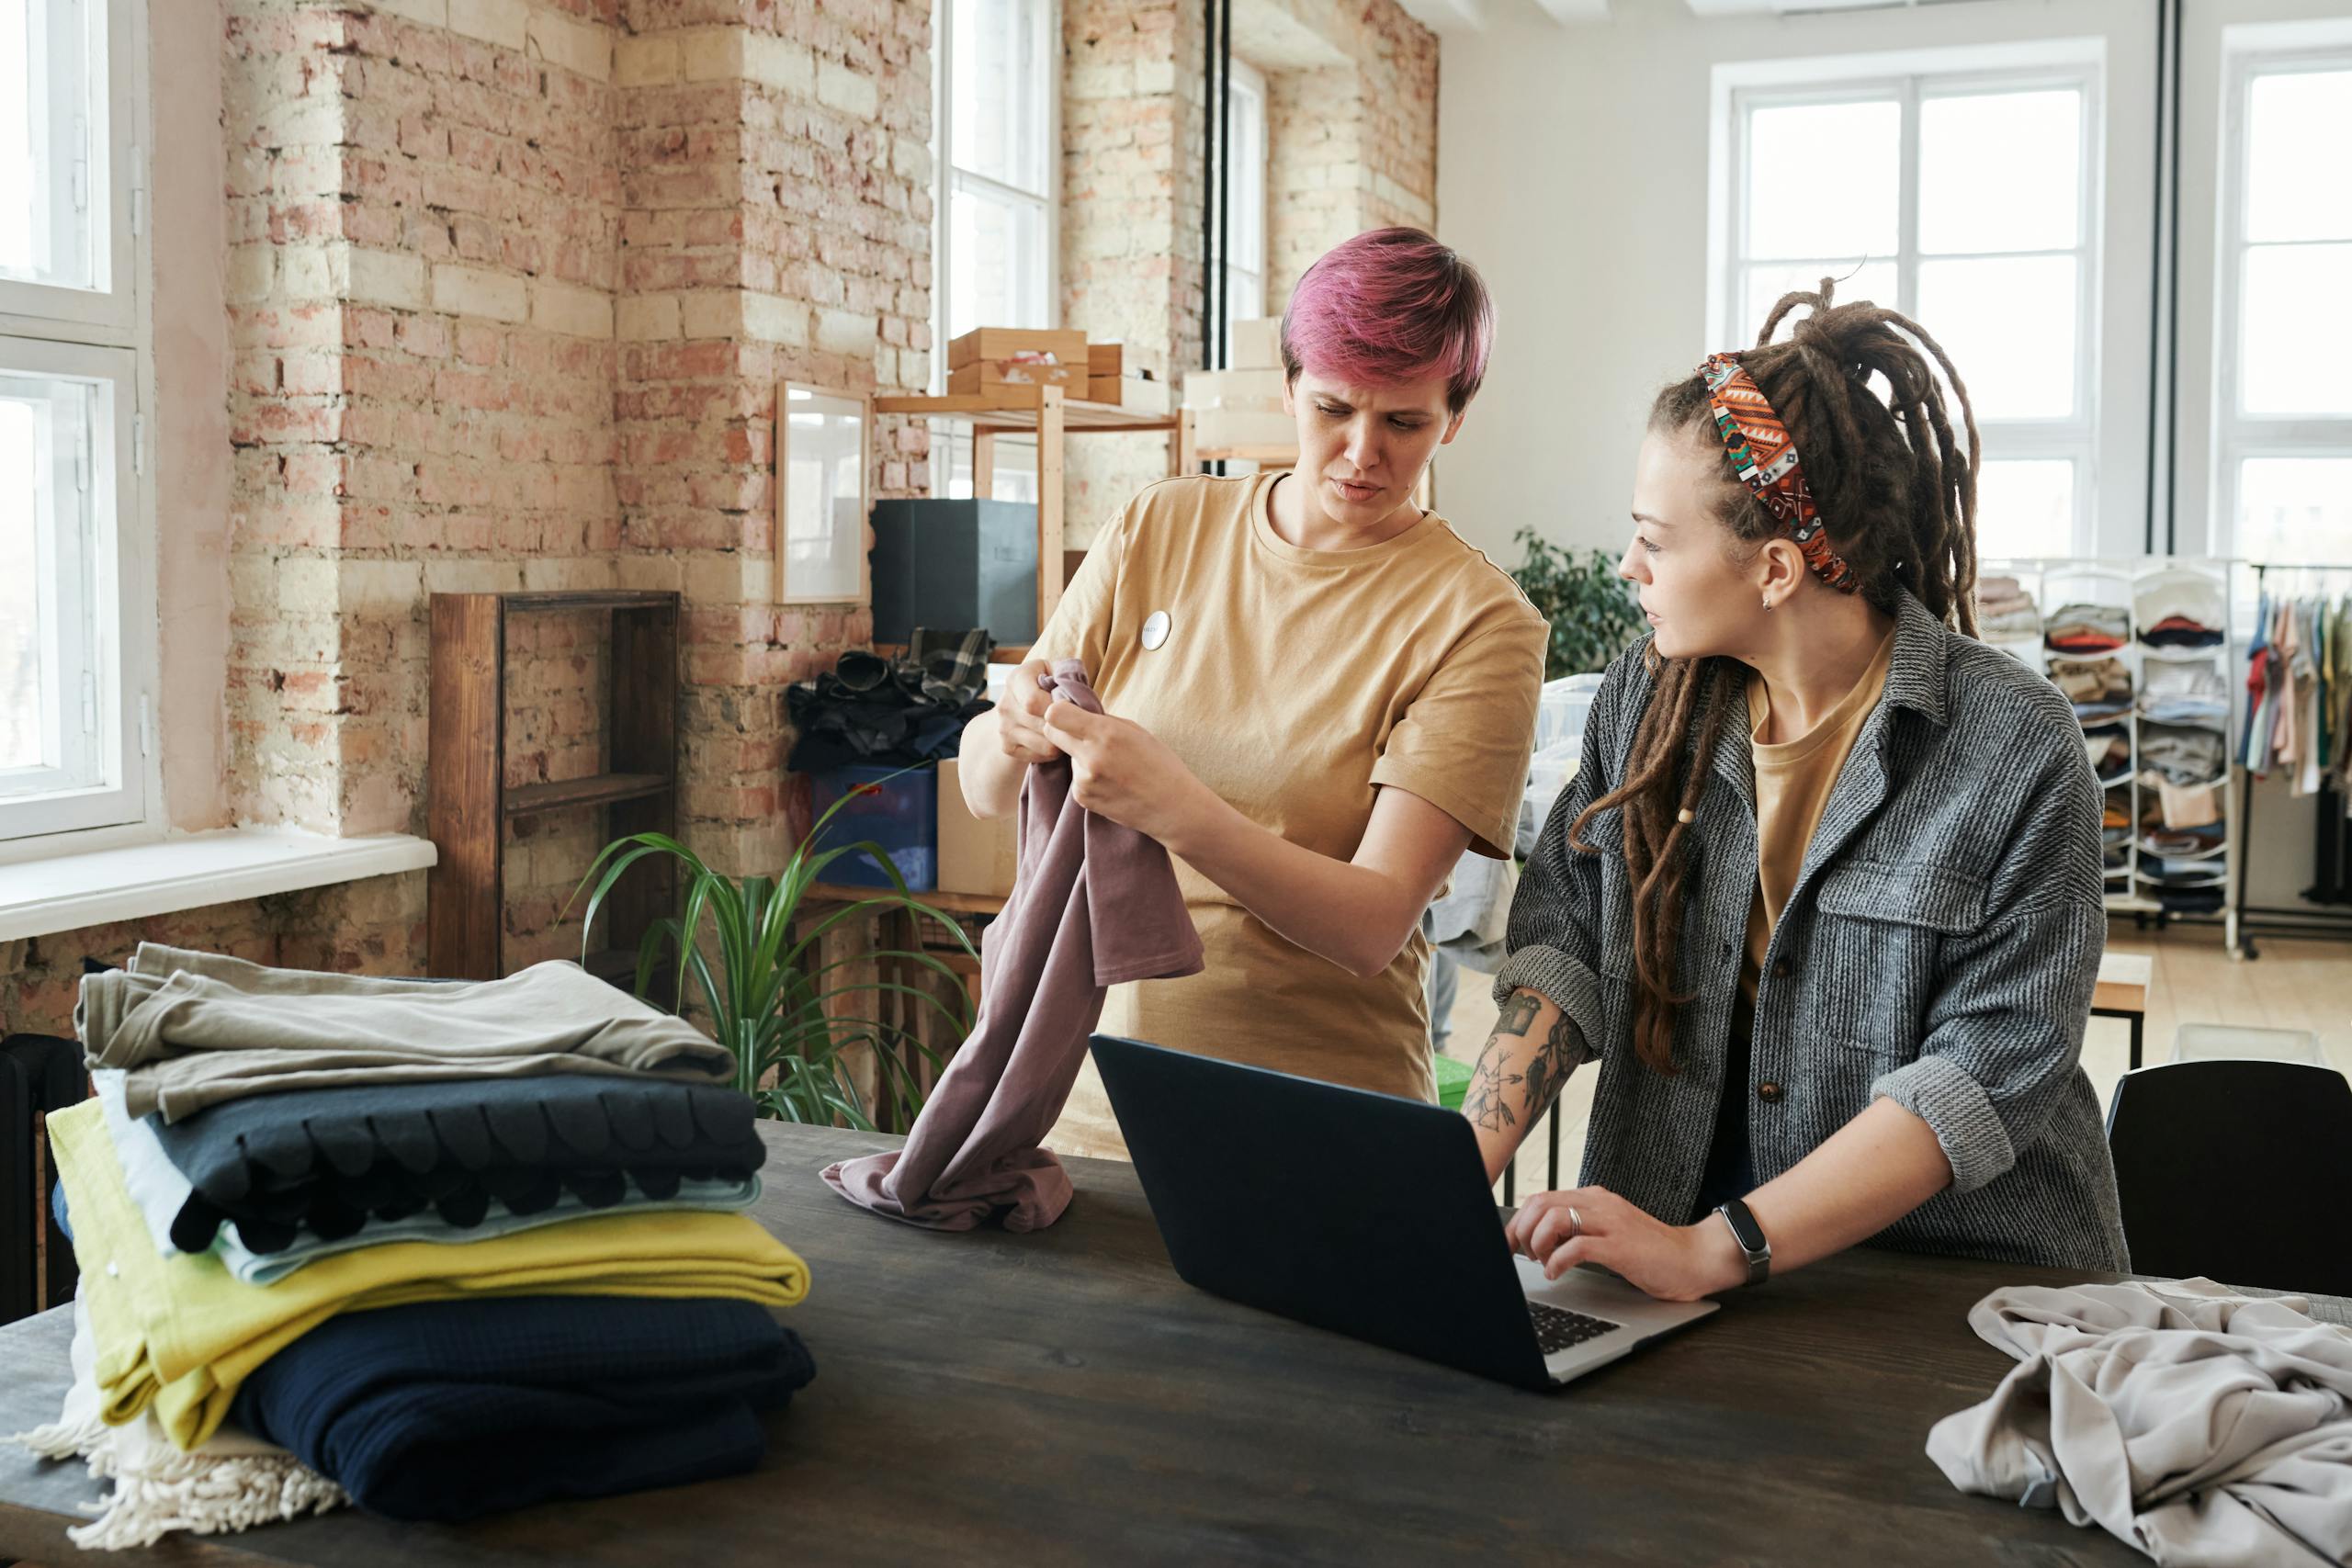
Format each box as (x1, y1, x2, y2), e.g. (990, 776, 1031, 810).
(1740, 627, 1897, 1000)
(1031, 471, 1547, 1158)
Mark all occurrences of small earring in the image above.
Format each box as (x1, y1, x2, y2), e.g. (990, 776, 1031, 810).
(1761, 596, 1774, 612)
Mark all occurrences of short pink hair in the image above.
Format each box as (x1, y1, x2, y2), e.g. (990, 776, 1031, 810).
(1280, 228, 1494, 413)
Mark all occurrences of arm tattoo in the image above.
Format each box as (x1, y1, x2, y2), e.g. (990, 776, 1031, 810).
(1464, 1049, 1521, 1134)
(1519, 1011, 1581, 1119)
(1463, 990, 1542, 1134)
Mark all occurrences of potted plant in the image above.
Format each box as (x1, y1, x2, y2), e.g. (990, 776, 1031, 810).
(571, 784, 978, 1129)
(1509, 526, 1645, 679)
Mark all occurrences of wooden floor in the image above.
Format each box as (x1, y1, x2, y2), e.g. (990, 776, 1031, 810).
(1442, 924, 2352, 1201)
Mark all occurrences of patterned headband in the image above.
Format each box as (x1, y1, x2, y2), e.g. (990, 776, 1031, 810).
(1697, 351, 1859, 595)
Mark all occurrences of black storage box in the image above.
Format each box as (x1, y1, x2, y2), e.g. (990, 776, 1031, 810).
(868, 499, 1038, 645)
(2, 1033, 86, 1325)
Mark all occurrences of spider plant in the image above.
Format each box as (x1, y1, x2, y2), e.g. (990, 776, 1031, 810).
(571, 779, 979, 1129)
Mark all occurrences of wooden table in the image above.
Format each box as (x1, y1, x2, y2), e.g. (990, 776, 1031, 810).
(2093, 950, 2154, 1070)
(9, 1123, 2335, 1566)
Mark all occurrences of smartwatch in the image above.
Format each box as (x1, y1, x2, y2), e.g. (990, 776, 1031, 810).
(1714, 1197, 1771, 1287)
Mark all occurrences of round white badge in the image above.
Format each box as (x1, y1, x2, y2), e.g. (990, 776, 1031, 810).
(1141, 609, 1171, 651)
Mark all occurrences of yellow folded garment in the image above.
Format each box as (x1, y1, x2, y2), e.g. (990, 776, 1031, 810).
(49, 1100, 808, 1453)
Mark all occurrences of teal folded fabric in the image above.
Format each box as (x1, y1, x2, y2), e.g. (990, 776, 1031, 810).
(92, 1070, 762, 1285)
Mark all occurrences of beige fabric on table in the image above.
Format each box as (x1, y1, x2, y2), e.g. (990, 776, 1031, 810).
(79, 943, 733, 1123)
(1928, 1276, 2352, 1567)
(1032, 471, 1547, 1159)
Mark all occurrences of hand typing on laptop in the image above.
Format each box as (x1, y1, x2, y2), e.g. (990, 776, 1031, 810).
(1506, 1186, 1751, 1303)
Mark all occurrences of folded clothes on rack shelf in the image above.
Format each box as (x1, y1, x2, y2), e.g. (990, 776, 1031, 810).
(2138, 725, 2225, 787)
(2085, 730, 2131, 785)
(2046, 603, 2128, 653)
(2052, 656, 2132, 721)
(2152, 885, 2225, 914)
(2139, 614, 2224, 649)
(2154, 775, 2222, 830)
(1975, 575, 2043, 639)
(2140, 660, 2229, 728)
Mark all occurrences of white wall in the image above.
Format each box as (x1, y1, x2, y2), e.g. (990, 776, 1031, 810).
(1434, 0, 2156, 567)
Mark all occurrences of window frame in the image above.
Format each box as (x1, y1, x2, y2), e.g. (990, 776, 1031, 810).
(2210, 39, 2352, 562)
(1719, 57, 2104, 558)
(0, 0, 154, 854)
(929, 0, 1060, 500)
(1218, 54, 1268, 365)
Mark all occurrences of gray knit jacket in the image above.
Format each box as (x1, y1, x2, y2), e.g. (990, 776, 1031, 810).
(1495, 590, 2130, 1272)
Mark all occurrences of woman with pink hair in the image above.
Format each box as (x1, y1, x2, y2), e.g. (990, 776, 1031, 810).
(958, 227, 1547, 1158)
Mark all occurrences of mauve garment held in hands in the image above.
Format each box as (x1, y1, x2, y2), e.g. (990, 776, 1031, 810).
(821, 660, 1204, 1230)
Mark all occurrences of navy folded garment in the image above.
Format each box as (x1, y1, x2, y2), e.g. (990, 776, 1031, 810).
(229, 1295, 815, 1522)
(149, 1074, 767, 1254)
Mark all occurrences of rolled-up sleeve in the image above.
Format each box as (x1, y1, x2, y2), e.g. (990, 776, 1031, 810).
(1871, 738, 2108, 1194)
(1488, 647, 1639, 1066)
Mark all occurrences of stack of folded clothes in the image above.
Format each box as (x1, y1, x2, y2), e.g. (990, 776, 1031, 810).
(2044, 603, 2127, 654)
(2100, 788, 2132, 874)
(2050, 656, 2133, 722)
(13, 944, 813, 1549)
(2137, 788, 2225, 871)
(2139, 659, 2229, 728)
(2138, 723, 2227, 787)
(2084, 728, 2132, 786)
(1974, 576, 2043, 642)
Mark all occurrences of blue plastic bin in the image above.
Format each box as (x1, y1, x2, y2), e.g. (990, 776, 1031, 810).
(808, 764, 938, 890)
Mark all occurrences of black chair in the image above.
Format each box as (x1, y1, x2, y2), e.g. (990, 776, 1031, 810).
(2105, 1059, 2352, 1298)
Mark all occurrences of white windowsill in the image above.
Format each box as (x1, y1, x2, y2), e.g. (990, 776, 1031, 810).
(0, 827, 438, 944)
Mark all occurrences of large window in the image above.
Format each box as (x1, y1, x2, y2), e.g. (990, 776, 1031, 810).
(932, 0, 1056, 502)
(935, 0, 1056, 353)
(1723, 63, 2100, 562)
(0, 0, 150, 847)
(2213, 47, 2352, 563)
(1216, 57, 1267, 365)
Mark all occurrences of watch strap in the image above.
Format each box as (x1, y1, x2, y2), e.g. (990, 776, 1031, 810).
(1715, 1198, 1771, 1287)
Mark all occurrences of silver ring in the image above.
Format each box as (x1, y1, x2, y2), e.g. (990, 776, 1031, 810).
(1566, 1205, 1583, 1239)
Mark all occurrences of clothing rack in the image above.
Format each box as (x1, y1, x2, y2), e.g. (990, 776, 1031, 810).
(2232, 561, 2352, 957)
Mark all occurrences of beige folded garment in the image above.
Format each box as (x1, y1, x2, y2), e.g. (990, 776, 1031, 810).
(79, 942, 733, 1122)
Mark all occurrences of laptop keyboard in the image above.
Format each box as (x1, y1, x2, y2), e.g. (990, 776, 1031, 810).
(1529, 1300, 1623, 1356)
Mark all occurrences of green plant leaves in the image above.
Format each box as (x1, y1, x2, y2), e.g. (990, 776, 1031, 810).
(1508, 526, 1646, 680)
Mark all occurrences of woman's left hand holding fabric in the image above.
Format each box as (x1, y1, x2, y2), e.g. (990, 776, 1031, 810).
(1037, 700, 1216, 849)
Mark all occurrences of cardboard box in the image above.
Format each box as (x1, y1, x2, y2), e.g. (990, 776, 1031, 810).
(1193, 406, 1298, 452)
(946, 327, 1087, 371)
(1182, 367, 1286, 411)
(1088, 343, 1124, 378)
(1230, 317, 1283, 370)
(937, 759, 1018, 898)
(947, 359, 1087, 395)
(1087, 375, 1170, 413)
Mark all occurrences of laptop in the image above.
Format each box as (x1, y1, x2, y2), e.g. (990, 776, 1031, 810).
(1090, 1034, 1718, 1391)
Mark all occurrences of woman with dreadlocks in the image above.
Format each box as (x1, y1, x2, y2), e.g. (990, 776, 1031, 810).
(1464, 282, 2126, 1300)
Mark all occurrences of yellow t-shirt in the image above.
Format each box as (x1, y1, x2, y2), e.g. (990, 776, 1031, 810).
(1740, 626, 1897, 999)
(1032, 471, 1546, 1157)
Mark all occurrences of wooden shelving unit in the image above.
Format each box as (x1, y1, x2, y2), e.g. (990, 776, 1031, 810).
(426, 590, 680, 983)
(873, 382, 1195, 655)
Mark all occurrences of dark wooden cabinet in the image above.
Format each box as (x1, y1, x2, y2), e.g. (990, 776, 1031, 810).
(426, 591, 679, 983)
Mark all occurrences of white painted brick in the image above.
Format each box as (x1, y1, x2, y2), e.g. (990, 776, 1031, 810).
(614, 554, 685, 593)
(741, 30, 814, 96)
(277, 557, 339, 609)
(614, 35, 679, 87)
(682, 552, 762, 604)
(616, 292, 682, 341)
(816, 62, 878, 118)
(447, 0, 526, 51)
(422, 558, 525, 595)
(339, 245, 429, 310)
(814, 309, 876, 355)
(677, 289, 741, 340)
(741, 290, 809, 347)
(226, 243, 275, 303)
(526, 8, 611, 83)
(531, 278, 615, 339)
(368, 0, 447, 25)
(889, 136, 930, 185)
(337, 558, 424, 615)
(278, 244, 334, 299)
(679, 28, 742, 83)
(432, 263, 528, 323)
(520, 557, 619, 592)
